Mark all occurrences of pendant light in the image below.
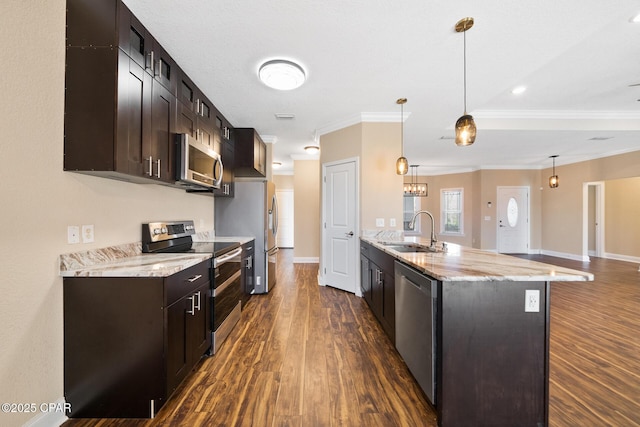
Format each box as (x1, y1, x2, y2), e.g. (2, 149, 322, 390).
(403, 165, 428, 197)
(454, 17, 476, 146)
(549, 155, 559, 188)
(395, 98, 409, 175)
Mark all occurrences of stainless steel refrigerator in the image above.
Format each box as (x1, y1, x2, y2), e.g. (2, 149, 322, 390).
(215, 180, 278, 294)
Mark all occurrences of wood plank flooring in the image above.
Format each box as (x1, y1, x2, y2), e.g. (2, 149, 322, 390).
(64, 251, 640, 427)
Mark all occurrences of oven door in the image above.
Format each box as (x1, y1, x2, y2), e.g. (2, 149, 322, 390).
(211, 247, 242, 353)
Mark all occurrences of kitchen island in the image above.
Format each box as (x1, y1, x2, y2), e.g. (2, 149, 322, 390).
(361, 236, 593, 427)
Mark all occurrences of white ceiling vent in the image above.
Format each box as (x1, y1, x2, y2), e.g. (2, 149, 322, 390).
(275, 113, 295, 120)
(588, 137, 613, 141)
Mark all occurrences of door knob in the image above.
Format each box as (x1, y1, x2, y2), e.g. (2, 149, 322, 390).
(345, 231, 354, 237)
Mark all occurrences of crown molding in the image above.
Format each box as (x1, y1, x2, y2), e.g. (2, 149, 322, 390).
(315, 111, 411, 137)
(473, 110, 640, 120)
(260, 135, 278, 144)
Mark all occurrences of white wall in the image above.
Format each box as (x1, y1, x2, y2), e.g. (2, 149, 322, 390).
(0, 2, 213, 425)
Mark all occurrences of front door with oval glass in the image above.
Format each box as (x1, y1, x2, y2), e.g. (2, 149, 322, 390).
(497, 187, 529, 253)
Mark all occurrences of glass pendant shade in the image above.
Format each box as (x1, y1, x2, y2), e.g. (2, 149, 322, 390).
(395, 98, 408, 175)
(548, 155, 559, 188)
(396, 156, 409, 175)
(455, 114, 476, 146)
(454, 17, 476, 147)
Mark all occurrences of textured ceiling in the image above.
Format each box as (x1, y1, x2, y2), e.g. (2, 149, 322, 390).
(124, 0, 640, 174)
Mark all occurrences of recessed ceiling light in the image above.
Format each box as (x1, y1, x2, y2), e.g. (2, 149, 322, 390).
(630, 13, 640, 23)
(304, 145, 320, 154)
(511, 86, 527, 95)
(259, 59, 306, 90)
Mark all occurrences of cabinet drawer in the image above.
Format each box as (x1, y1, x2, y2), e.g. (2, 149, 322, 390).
(166, 260, 210, 305)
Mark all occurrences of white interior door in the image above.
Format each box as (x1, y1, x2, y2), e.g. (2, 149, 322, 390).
(323, 159, 357, 294)
(276, 189, 294, 248)
(497, 186, 530, 253)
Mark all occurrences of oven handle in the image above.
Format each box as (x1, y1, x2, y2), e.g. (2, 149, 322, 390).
(213, 270, 241, 297)
(215, 247, 243, 266)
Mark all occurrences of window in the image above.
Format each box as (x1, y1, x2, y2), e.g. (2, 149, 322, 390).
(441, 188, 463, 235)
(403, 196, 421, 234)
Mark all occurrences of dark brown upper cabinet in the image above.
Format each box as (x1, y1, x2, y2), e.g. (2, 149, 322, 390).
(176, 70, 220, 154)
(65, 0, 177, 184)
(213, 113, 235, 197)
(234, 128, 267, 178)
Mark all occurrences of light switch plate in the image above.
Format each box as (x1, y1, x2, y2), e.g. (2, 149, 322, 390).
(376, 218, 385, 227)
(389, 218, 396, 227)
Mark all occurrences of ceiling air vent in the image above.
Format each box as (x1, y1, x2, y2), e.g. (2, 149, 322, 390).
(275, 113, 295, 120)
(588, 137, 613, 141)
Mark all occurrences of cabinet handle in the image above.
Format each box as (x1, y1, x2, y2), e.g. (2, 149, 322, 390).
(194, 291, 201, 311)
(154, 57, 161, 78)
(146, 51, 154, 73)
(146, 157, 153, 176)
(155, 159, 161, 178)
(196, 99, 201, 116)
(196, 128, 200, 141)
(187, 295, 195, 315)
(187, 274, 202, 282)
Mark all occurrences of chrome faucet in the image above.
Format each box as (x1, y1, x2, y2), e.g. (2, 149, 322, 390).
(409, 210, 438, 248)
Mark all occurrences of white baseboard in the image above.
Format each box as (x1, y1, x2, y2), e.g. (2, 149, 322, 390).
(293, 257, 319, 264)
(603, 252, 640, 264)
(22, 398, 69, 427)
(540, 249, 590, 262)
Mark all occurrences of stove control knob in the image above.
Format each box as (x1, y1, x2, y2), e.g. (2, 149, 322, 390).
(161, 227, 168, 234)
(153, 228, 162, 235)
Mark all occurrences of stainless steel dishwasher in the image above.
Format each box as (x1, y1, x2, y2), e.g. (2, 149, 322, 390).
(394, 261, 437, 405)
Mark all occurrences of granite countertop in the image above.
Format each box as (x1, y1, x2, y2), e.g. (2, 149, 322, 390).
(361, 236, 594, 282)
(60, 234, 254, 278)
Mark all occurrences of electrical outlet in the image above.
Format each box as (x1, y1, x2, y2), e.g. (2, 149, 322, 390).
(82, 225, 94, 243)
(256, 276, 261, 285)
(389, 218, 396, 227)
(67, 226, 80, 244)
(525, 290, 540, 312)
(376, 218, 385, 227)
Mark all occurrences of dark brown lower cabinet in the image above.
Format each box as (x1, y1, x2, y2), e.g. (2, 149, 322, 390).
(64, 260, 211, 418)
(437, 280, 549, 427)
(359, 241, 395, 343)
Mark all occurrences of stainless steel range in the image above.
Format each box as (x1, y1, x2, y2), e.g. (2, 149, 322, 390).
(142, 220, 242, 354)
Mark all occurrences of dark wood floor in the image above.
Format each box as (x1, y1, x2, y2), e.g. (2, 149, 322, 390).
(64, 250, 640, 427)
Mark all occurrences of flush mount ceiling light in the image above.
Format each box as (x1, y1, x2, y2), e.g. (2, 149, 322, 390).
(304, 145, 320, 154)
(272, 161, 282, 168)
(454, 17, 477, 147)
(549, 155, 559, 188)
(259, 59, 306, 90)
(395, 98, 409, 175)
(511, 86, 527, 95)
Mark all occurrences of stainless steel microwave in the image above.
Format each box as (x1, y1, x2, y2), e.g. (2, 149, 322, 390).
(176, 133, 223, 189)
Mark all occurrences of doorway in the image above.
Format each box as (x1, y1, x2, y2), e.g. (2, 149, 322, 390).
(496, 186, 530, 253)
(321, 158, 359, 295)
(276, 189, 294, 248)
(583, 182, 604, 260)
